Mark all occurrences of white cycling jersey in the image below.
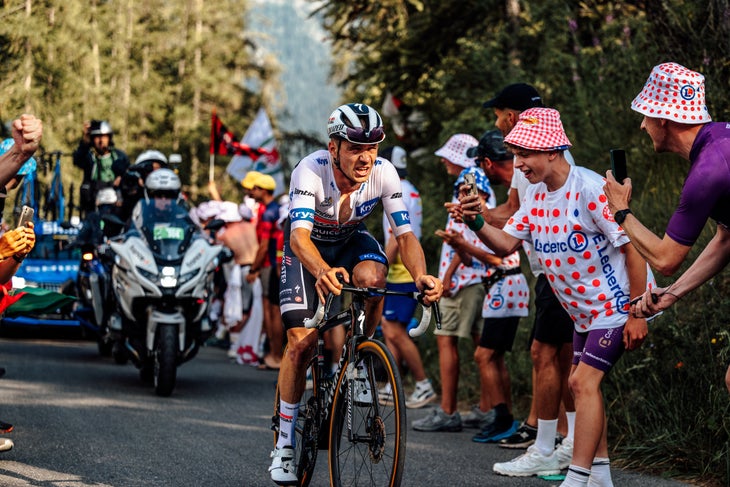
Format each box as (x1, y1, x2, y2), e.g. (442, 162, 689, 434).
(288, 149, 414, 242)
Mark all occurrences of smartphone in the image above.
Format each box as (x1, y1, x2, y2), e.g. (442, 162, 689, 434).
(17, 205, 34, 228)
(610, 149, 628, 184)
(463, 173, 478, 197)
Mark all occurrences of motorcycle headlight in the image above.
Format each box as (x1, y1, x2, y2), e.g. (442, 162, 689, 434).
(160, 266, 178, 288)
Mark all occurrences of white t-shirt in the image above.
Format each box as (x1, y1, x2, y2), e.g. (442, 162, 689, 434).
(482, 250, 530, 318)
(504, 165, 656, 331)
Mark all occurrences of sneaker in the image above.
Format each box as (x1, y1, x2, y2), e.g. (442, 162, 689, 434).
(354, 363, 372, 405)
(493, 446, 561, 477)
(498, 422, 538, 449)
(555, 438, 573, 469)
(269, 447, 298, 485)
(472, 419, 518, 443)
(0, 420, 12, 434)
(405, 380, 436, 409)
(0, 438, 13, 453)
(463, 405, 496, 429)
(412, 407, 462, 432)
(378, 383, 394, 406)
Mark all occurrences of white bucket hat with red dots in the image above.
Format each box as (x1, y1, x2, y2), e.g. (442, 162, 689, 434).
(631, 62, 711, 124)
(434, 133, 478, 168)
(504, 107, 572, 151)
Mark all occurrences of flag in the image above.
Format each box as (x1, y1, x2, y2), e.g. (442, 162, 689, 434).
(226, 108, 284, 192)
(210, 110, 270, 159)
(2, 284, 76, 316)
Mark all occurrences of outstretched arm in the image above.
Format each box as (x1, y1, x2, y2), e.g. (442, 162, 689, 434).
(0, 115, 42, 188)
(604, 171, 691, 275)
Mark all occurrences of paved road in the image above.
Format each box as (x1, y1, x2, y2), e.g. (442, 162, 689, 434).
(0, 334, 688, 486)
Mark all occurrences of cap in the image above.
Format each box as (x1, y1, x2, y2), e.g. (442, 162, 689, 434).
(238, 203, 253, 221)
(466, 130, 513, 161)
(482, 83, 544, 111)
(253, 173, 276, 191)
(631, 62, 711, 124)
(435, 134, 479, 168)
(196, 200, 221, 221)
(241, 171, 262, 190)
(218, 201, 243, 223)
(504, 107, 572, 151)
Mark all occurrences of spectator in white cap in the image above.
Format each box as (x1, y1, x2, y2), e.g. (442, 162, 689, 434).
(412, 134, 494, 432)
(604, 62, 730, 394)
(459, 107, 656, 486)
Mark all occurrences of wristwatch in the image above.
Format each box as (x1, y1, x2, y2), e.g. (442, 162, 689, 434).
(614, 208, 632, 225)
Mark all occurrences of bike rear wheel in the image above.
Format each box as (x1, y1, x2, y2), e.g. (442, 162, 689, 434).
(328, 339, 406, 487)
(273, 355, 319, 487)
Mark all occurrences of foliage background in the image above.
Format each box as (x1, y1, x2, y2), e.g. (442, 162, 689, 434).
(0, 0, 728, 484)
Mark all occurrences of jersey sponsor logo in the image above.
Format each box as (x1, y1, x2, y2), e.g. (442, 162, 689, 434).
(602, 205, 614, 222)
(391, 210, 411, 227)
(390, 192, 402, 199)
(568, 231, 589, 252)
(598, 327, 619, 348)
(355, 197, 380, 217)
(315, 156, 329, 166)
(320, 196, 333, 208)
(595, 237, 629, 315)
(290, 208, 314, 222)
(293, 187, 315, 197)
(488, 294, 505, 310)
(359, 252, 387, 264)
(534, 239, 568, 253)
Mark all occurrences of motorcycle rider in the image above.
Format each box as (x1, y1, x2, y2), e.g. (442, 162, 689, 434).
(75, 188, 125, 250)
(73, 120, 129, 216)
(119, 150, 169, 222)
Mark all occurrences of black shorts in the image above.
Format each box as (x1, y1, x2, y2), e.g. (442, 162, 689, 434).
(279, 223, 387, 330)
(479, 316, 520, 352)
(529, 273, 574, 346)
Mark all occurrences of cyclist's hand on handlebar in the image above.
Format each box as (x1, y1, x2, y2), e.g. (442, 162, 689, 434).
(315, 267, 349, 303)
(415, 275, 443, 305)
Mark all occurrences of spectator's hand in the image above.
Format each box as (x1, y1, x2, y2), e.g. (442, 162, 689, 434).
(0, 222, 35, 260)
(631, 286, 677, 318)
(622, 315, 647, 351)
(444, 201, 463, 223)
(435, 229, 466, 249)
(82, 120, 92, 144)
(12, 114, 42, 159)
(414, 275, 443, 305)
(315, 267, 348, 304)
(459, 192, 482, 222)
(245, 270, 258, 284)
(603, 170, 633, 216)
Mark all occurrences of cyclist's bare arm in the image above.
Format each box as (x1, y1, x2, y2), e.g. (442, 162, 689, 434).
(395, 231, 443, 304)
(290, 227, 347, 303)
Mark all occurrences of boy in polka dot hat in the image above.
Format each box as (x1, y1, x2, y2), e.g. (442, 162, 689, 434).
(459, 106, 656, 486)
(604, 63, 730, 396)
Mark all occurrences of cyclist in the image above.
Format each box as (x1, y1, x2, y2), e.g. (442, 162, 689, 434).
(269, 103, 443, 485)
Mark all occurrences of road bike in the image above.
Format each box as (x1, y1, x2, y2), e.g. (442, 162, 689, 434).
(272, 281, 440, 487)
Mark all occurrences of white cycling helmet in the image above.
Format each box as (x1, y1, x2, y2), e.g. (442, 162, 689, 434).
(145, 168, 181, 200)
(95, 187, 118, 206)
(135, 149, 168, 166)
(327, 103, 386, 144)
(90, 120, 113, 136)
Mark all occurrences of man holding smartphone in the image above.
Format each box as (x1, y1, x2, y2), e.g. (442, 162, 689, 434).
(603, 62, 730, 393)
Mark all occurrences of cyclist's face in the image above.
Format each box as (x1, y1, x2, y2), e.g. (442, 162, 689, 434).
(330, 139, 379, 183)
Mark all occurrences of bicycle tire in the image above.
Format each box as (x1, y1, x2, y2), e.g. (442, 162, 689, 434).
(328, 339, 406, 487)
(272, 356, 320, 487)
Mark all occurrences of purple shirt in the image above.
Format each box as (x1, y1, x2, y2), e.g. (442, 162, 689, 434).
(666, 122, 730, 246)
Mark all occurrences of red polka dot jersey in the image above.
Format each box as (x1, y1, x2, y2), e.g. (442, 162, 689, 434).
(504, 165, 656, 331)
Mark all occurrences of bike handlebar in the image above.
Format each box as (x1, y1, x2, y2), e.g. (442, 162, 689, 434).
(303, 283, 441, 337)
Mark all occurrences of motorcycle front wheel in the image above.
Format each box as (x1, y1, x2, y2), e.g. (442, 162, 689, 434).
(154, 324, 178, 396)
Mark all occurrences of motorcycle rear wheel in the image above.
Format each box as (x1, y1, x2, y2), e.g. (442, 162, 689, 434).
(154, 325, 178, 397)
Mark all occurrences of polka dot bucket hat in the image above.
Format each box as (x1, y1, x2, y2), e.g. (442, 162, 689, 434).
(434, 133, 479, 168)
(631, 62, 711, 123)
(504, 107, 572, 151)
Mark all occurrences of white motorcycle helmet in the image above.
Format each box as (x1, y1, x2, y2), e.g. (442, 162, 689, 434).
(95, 187, 118, 206)
(135, 150, 168, 166)
(144, 168, 181, 201)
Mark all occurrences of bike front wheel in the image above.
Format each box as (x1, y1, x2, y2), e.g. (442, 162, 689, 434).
(328, 339, 406, 487)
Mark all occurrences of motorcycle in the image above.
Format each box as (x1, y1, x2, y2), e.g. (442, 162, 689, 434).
(108, 196, 221, 396)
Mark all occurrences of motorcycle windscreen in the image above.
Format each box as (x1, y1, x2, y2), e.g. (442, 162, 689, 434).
(136, 199, 196, 262)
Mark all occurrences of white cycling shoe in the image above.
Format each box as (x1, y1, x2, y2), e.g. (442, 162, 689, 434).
(269, 447, 298, 486)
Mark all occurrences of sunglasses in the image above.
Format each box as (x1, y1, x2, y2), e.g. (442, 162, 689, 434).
(343, 126, 385, 144)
